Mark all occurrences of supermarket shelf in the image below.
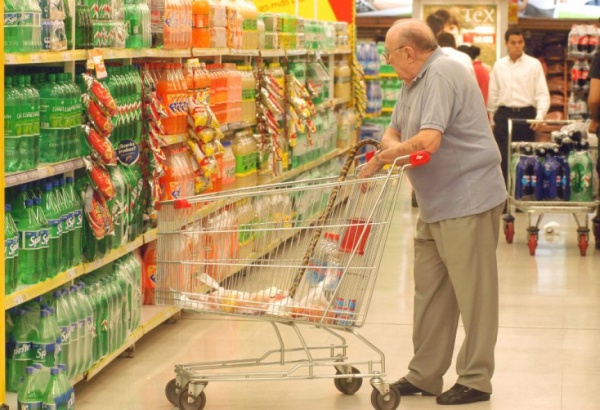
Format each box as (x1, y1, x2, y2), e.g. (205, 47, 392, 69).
(4, 50, 88, 65)
(160, 132, 188, 146)
(379, 72, 397, 78)
(364, 75, 380, 81)
(144, 228, 158, 243)
(82, 235, 145, 272)
(5, 266, 84, 310)
(221, 120, 257, 133)
(382, 107, 394, 113)
(364, 112, 382, 119)
(262, 147, 348, 185)
(4, 234, 148, 309)
(5, 158, 86, 188)
(84, 305, 181, 381)
(6, 47, 353, 65)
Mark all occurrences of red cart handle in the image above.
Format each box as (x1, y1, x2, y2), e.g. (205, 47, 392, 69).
(410, 151, 430, 167)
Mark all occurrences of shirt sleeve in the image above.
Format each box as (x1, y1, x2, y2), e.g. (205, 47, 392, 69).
(419, 72, 456, 133)
(534, 60, 550, 120)
(487, 65, 499, 120)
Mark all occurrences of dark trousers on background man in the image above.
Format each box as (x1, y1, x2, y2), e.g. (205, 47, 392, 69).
(493, 105, 536, 186)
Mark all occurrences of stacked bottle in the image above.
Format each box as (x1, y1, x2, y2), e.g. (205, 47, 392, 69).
(225, 63, 242, 124)
(4, 0, 42, 52)
(192, 0, 210, 48)
(156, 63, 190, 135)
(90, 0, 126, 48)
(567, 24, 598, 120)
(75, 0, 94, 49)
(103, 65, 144, 143)
(382, 77, 402, 109)
(239, 65, 257, 124)
(238, 0, 258, 50)
(4, 75, 41, 172)
(159, 143, 199, 199)
(124, 0, 152, 48)
(41, 0, 68, 51)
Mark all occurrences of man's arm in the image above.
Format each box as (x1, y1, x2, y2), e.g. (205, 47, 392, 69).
(487, 66, 500, 126)
(588, 78, 600, 134)
(359, 128, 442, 178)
(531, 60, 550, 130)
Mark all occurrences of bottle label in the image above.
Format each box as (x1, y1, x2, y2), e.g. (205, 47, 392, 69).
(5, 236, 19, 259)
(47, 219, 62, 239)
(74, 209, 84, 229)
(59, 324, 71, 344)
(65, 212, 75, 233)
(32, 341, 56, 365)
(39, 228, 50, 249)
(20, 12, 34, 26)
(242, 19, 257, 31)
(20, 230, 41, 250)
(4, 13, 19, 27)
(13, 341, 31, 360)
(242, 88, 256, 102)
(235, 152, 258, 177)
(86, 316, 94, 335)
(238, 223, 254, 246)
(42, 404, 57, 410)
(18, 402, 42, 410)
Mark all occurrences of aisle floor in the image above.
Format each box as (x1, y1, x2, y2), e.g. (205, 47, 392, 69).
(73, 183, 600, 410)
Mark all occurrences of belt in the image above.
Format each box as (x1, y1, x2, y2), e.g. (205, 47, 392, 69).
(499, 105, 534, 113)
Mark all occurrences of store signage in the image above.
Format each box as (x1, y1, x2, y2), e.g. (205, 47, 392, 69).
(423, 4, 498, 67)
(254, 0, 353, 22)
(116, 139, 141, 166)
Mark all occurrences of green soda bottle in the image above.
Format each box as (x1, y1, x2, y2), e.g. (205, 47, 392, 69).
(14, 199, 42, 285)
(65, 177, 83, 266)
(41, 367, 67, 409)
(32, 309, 58, 369)
(40, 74, 65, 164)
(17, 366, 43, 409)
(24, 75, 41, 168)
(5, 76, 22, 172)
(5, 204, 20, 294)
(32, 197, 50, 282)
(55, 178, 73, 270)
(41, 183, 63, 278)
(53, 291, 71, 378)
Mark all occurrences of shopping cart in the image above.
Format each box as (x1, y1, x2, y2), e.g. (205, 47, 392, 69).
(154, 139, 430, 410)
(503, 118, 599, 256)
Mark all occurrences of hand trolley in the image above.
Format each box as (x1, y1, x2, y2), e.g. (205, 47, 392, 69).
(503, 118, 599, 255)
(154, 139, 430, 410)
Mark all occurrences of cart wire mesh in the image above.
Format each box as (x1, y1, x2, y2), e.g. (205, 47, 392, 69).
(154, 162, 410, 329)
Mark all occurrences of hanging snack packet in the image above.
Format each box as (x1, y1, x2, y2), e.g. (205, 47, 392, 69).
(82, 93, 114, 137)
(84, 157, 117, 200)
(83, 125, 117, 166)
(83, 184, 114, 239)
(82, 73, 118, 116)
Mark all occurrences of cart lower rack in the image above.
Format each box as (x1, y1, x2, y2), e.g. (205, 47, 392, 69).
(155, 144, 430, 410)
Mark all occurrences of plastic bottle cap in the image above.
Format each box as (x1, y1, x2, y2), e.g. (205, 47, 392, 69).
(25, 199, 33, 207)
(5, 204, 11, 212)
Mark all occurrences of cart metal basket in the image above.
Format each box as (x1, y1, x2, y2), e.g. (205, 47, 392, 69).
(503, 118, 599, 255)
(155, 140, 430, 410)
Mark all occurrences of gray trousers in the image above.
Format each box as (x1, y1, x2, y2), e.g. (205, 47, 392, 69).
(405, 202, 503, 394)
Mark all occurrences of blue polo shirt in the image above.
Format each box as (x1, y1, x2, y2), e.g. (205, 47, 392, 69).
(390, 48, 506, 223)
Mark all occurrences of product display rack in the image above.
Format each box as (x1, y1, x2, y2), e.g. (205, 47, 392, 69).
(1, 39, 355, 407)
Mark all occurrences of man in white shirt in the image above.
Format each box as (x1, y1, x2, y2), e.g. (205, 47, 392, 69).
(437, 32, 476, 79)
(487, 27, 550, 186)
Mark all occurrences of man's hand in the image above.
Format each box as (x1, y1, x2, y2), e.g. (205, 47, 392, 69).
(358, 157, 383, 180)
(589, 120, 599, 135)
(530, 122, 541, 131)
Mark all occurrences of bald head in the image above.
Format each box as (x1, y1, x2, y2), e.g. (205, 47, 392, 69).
(387, 19, 438, 54)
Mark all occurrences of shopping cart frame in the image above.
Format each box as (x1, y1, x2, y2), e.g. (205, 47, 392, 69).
(503, 118, 599, 256)
(155, 140, 429, 410)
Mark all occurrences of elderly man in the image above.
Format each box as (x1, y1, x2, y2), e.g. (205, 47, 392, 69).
(360, 19, 506, 405)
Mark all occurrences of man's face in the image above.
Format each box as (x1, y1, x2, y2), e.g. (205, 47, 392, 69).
(506, 34, 525, 60)
(384, 30, 410, 81)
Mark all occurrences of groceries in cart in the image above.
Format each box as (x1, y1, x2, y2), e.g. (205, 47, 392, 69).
(510, 127, 595, 202)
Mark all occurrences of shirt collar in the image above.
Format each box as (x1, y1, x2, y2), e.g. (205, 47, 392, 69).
(411, 46, 443, 84)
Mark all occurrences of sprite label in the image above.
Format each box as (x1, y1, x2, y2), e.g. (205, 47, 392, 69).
(20, 230, 41, 250)
(47, 219, 62, 239)
(32, 341, 56, 366)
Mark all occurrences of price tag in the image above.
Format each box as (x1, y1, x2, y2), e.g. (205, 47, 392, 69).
(13, 295, 25, 306)
(38, 167, 51, 178)
(5, 54, 16, 64)
(67, 268, 77, 279)
(87, 49, 107, 79)
(29, 54, 40, 63)
(62, 52, 71, 61)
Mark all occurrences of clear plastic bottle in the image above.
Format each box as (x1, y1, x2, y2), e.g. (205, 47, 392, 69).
(231, 130, 257, 188)
(221, 140, 236, 187)
(306, 232, 341, 288)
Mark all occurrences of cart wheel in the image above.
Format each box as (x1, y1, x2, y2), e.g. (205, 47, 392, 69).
(165, 379, 179, 406)
(528, 233, 537, 256)
(178, 387, 206, 410)
(579, 234, 588, 257)
(504, 221, 515, 244)
(334, 367, 363, 395)
(371, 386, 401, 410)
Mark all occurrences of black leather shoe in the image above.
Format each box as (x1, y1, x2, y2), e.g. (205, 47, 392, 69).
(436, 383, 490, 405)
(391, 377, 435, 396)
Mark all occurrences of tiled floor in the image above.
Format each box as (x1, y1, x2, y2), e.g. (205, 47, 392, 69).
(73, 182, 600, 410)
